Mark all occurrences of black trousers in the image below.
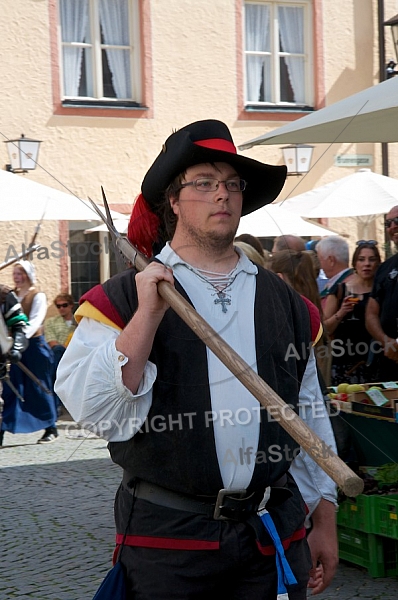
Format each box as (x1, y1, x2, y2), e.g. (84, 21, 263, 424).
(120, 519, 310, 600)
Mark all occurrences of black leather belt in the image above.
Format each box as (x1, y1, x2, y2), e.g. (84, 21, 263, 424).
(123, 474, 290, 521)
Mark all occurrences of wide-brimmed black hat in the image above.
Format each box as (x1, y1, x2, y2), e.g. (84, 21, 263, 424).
(128, 119, 287, 256)
(141, 119, 287, 216)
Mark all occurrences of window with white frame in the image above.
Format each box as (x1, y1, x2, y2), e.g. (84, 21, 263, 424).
(244, 1, 313, 109)
(59, 0, 141, 105)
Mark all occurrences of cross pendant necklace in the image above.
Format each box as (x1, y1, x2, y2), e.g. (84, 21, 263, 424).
(214, 291, 231, 313)
(183, 264, 239, 313)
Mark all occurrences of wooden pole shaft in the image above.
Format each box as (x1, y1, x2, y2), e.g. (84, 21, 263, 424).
(117, 237, 363, 498)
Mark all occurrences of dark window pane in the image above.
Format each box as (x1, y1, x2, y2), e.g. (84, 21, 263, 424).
(279, 57, 294, 102)
(78, 49, 88, 97)
(102, 48, 117, 98)
(70, 232, 101, 301)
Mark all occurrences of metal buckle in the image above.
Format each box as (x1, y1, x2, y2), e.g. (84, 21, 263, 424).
(213, 488, 247, 520)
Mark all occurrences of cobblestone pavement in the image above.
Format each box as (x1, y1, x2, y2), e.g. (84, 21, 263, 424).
(1, 414, 397, 599)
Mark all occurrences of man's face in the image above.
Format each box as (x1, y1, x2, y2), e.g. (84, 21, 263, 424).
(385, 206, 398, 246)
(316, 250, 335, 279)
(55, 299, 73, 320)
(170, 162, 243, 253)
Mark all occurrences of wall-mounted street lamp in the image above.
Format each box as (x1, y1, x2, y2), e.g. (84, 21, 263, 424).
(386, 59, 397, 78)
(281, 144, 314, 176)
(384, 13, 398, 78)
(4, 134, 42, 173)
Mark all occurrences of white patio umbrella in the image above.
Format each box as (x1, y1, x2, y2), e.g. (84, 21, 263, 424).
(239, 77, 398, 148)
(280, 169, 398, 237)
(280, 168, 398, 217)
(0, 169, 125, 221)
(236, 203, 338, 238)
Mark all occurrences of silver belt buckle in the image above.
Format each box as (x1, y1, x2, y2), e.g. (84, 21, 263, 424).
(213, 488, 247, 520)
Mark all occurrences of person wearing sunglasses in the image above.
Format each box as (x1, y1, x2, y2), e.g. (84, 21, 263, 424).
(366, 205, 398, 381)
(44, 293, 76, 414)
(44, 293, 76, 353)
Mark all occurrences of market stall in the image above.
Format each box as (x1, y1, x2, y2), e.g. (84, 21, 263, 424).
(328, 383, 398, 577)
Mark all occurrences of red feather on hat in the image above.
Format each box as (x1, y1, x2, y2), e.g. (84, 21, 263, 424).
(127, 193, 160, 258)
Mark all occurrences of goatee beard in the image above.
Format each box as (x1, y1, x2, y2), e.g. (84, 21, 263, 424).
(183, 222, 237, 254)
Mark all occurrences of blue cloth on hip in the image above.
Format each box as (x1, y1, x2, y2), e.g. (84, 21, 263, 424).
(259, 510, 298, 594)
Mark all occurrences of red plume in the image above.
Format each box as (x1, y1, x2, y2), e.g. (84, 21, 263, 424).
(127, 193, 160, 258)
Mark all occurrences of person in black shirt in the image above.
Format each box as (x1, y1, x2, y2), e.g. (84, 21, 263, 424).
(324, 242, 381, 385)
(366, 205, 398, 381)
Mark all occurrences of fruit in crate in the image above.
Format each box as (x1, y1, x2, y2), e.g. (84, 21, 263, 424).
(337, 383, 350, 393)
(335, 393, 349, 401)
(346, 384, 366, 393)
(368, 386, 382, 391)
(375, 463, 398, 485)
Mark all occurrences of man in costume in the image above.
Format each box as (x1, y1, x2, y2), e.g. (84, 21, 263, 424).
(56, 120, 337, 599)
(0, 284, 29, 445)
(366, 204, 398, 381)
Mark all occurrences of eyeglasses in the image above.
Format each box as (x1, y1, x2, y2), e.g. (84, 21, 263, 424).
(385, 217, 398, 228)
(179, 178, 247, 193)
(56, 303, 69, 309)
(356, 240, 378, 246)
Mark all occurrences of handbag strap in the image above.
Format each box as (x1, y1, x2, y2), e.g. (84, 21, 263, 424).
(336, 282, 345, 306)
